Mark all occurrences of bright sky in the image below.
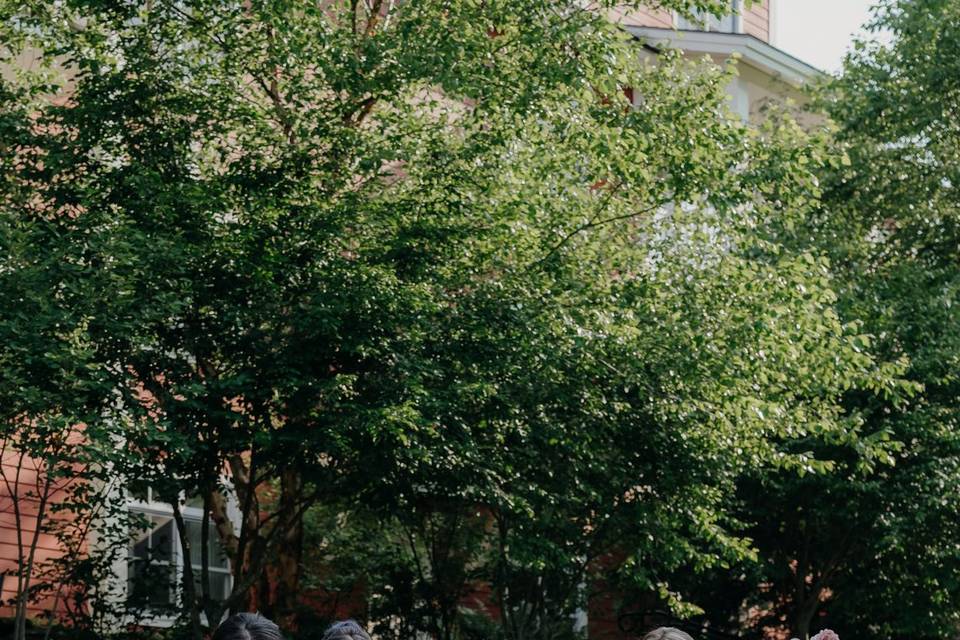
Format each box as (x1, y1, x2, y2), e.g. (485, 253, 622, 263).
(773, 0, 883, 73)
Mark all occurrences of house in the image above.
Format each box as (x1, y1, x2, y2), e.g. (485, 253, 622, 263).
(623, 1, 821, 123)
(0, 0, 822, 635)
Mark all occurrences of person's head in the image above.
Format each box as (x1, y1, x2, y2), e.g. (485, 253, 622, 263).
(212, 613, 283, 640)
(642, 627, 695, 640)
(321, 620, 372, 640)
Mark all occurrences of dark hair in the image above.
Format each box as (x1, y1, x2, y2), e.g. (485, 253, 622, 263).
(212, 613, 283, 640)
(322, 620, 371, 640)
(642, 628, 695, 640)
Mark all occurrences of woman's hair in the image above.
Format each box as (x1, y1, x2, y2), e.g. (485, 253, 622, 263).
(642, 627, 695, 640)
(321, 620, 372, 640)
(212, 613, 283, 640)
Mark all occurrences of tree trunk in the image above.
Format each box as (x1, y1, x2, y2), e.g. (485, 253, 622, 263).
(273, 468, 304, 630)
(200, 491, 221, 626)
(792, 591, 821, 640)
(9, 455, 54, 640)
(171, 501, 204, 640)
(15, 478, 53, 640)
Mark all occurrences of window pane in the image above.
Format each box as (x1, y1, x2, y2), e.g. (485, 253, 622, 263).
(192, 571, 231, 603)
(128, 561, 175, 607)
(128, 512, 176, 608)
(209, 529, 228, 568)
(127, 553, 175, 608)
(185, 518, 202, 566)
(127, 506, 231, 610)
(184, 517, 230, 569)
(184, 493, 205, 509)
(130, 514, 174, 562)
(151, 515, 174, 563)
(678, 4, 736, 33)
(131, 524, 150, 560)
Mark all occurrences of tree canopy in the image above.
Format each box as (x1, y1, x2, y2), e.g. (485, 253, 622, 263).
(674, 3, 960, 639)
(0, 1, 919, 639)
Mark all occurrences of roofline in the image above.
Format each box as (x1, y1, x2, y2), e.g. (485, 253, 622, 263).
(626, 26, 824, 88)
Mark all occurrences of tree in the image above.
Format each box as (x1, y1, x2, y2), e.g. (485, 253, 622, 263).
(0, 65, 133, 640)
(676, 2, 960, 639)
(816, 2, 960, 637)
(1, 1, 901, 637)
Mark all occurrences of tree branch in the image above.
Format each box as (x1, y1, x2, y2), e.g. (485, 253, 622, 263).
(528, 187, 665, 271)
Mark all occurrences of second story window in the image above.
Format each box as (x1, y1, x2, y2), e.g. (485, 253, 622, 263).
(676, 1, 742, 33)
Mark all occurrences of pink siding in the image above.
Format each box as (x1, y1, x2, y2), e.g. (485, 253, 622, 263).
(743, 0, 770, 42)
(0, 451, 79, 620)
(607, 2, 771, 42)
(607, 5, 673, 29)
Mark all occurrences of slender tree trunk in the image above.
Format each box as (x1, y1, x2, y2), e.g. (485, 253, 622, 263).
(201, 491, 221, 625)
(0, 446, 57, 640)
(172, 501, 204, 640)
(6, 450, 28, 640)
(493, 512, 516, 640)
(16, 470, 54, 640)
(220, 453, 259, 615)
(792, 590, 821, 640)
(273, 468, 304, 630)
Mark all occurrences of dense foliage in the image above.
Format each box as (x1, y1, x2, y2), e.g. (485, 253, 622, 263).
(673, 2, 960, 640)
(1, 1, 949, 640)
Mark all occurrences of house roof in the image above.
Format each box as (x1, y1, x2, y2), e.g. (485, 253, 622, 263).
(626, 26, 825, 88)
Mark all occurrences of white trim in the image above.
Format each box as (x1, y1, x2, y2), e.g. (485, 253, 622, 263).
(93, 484, 240, 630)
(769, 0, 779, 48)
(726, 76, 750, 120)
(126, 492, 233, 627)
(628, 26, 823, 87)
(673, 1, 741, 34)
(572, 579, 588, 635)
(674, 6, 736, 34)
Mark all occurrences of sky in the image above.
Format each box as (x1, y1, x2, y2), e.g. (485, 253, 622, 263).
(773, 0, 883, 73)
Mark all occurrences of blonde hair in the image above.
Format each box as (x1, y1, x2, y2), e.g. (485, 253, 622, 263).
(642, 627, 695, 640)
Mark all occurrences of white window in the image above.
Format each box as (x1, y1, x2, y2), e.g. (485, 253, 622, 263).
(127, 488, 232, 613)
(676, 1, 741, 33)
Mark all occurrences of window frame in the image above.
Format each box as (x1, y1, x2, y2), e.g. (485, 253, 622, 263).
(125, 488, 233, 627)
(675, 1, 743, 34)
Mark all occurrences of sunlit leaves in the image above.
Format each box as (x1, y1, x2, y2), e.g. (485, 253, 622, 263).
(0, 0, 906, 633)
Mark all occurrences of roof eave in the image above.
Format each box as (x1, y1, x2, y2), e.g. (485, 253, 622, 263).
(626, 26, 825, 88)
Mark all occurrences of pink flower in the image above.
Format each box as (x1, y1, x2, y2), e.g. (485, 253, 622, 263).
(811, 630, 839, 640)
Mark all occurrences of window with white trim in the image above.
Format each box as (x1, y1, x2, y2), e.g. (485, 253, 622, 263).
(127, 488, 232, 612)
(676, 1, 740, 33)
